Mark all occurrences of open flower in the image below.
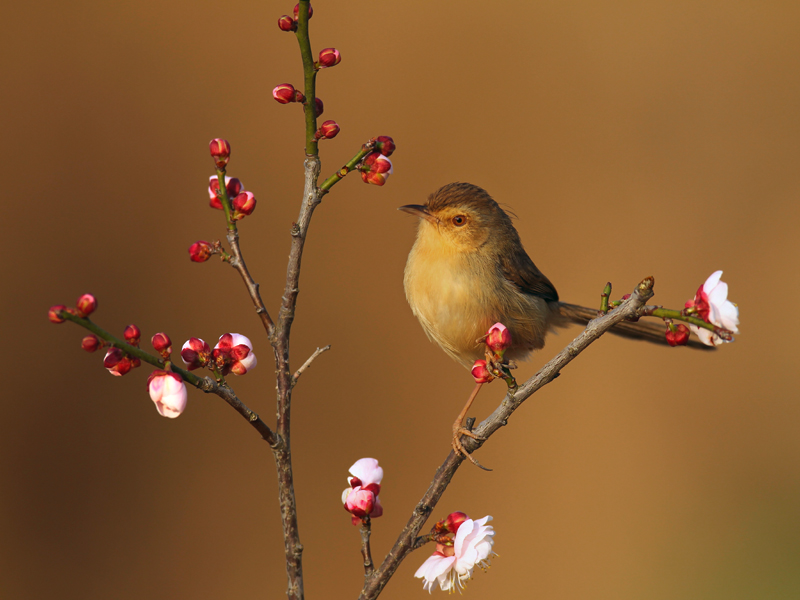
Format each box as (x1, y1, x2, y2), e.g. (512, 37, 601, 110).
(415, 515, 496, 593)
(342, 458, 384, 524)
(147, 370, 188, 418)
(685, 270, 739, 346)
(213, 333, 257, 375)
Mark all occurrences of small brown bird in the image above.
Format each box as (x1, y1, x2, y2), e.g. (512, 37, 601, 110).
(400, 182, 705, 463)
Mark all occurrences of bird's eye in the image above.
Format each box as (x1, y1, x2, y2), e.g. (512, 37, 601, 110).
(452, 215, 467, 226)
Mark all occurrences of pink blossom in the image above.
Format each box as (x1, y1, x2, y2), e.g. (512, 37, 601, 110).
(414, 515, 496, 593)
(685, 270, 739, 346)
(147, 370, 188, 418)
(342, 458, 384, 524)
(214, 333, 257, 375)
(360, 153, 393, 186)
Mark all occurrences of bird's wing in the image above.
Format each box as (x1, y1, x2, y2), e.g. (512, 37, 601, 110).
(499, 250, 560, 302)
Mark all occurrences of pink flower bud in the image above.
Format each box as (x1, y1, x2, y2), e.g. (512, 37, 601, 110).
(485, 322, 512, 355)
(208, 176, 244, 209)
(293, 3, 313, 20)
(189, 240, 214, 262)
(209, 138, 231, 168)
(360, 152, 393, 186)
(123, 324, 141, 346)
(232, 191, 257, 220)
(104, 347, 133, 376)
(81, 334, 101, 352)
(318, 47, 341, 68)
(48, 305, 67, 324)
(181, 338, 211, 370)
(76, 293, 97, 317)
(471, 360, 494, 384)
(277, 14, 296, 31)
(151, 332, 172, 354)
(374, 135, 395, 157)
(343, 488, 375, 518)
(665, 324, 690, 347)
(214, 333, 257, 376)
(273, 83, 303, 104)
(316, 120, 340, 140)
(147, 370, 188, 418)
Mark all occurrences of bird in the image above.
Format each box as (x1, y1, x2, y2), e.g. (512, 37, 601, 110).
(400, 182, 707, 464)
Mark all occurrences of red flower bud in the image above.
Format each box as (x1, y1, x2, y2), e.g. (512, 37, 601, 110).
(273, 83, 303, 104)
(189, 240, 214, 262)
(181, 338, 211, 370)
(471, 360, 494, 384)
(318, 47, 341, 68)
(232, 191, 256, 220)
(278, 15, 296, 31)
(208, 176, 244, 210)
(374, 135, 395, 157)
(665, 324, 690, 347)
(444, 511, 469, 534)
(293, 3, 313, 20)
(48, 305, 67, 324)
(104, 347, 133, 376)
(316, 120, 340, 140)
(309, 97, 323, 117)
(123, 324, 141, 346)
(76, 293, 97, 317)
(485, 322, 512, 355)
(209, 138, 231, 168)
(151, 332, 172, 354)
(81, 334, 101, 352)
(360, 152, 393, 186)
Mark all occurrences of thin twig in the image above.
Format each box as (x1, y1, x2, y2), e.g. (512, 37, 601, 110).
(358, 277, 656, 600)
(291, 345, 331, 387)
(360, 518, 375, 577)
(227, 227, 276, 338)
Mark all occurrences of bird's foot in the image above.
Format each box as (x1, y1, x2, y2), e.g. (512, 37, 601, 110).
(452, 424, 491, 471)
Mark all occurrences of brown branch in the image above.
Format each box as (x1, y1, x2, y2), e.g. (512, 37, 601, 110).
(358, 277, 656, 600)
(291, 344, 331, 387)
(360, 518, 375, 577)
(226, 227, 276, 338)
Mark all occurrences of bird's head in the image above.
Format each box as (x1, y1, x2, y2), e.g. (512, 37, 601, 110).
(399, 182, 514, 253)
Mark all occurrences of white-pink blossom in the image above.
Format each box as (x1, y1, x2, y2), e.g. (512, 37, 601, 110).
(686, 270, 739, 346)
(342, 458, 384, 523)
(414, 516, 496, 593)
(214, 333, 257, 375)
(147, 370, 188, 418)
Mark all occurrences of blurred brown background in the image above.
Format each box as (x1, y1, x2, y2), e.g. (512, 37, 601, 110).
(3, 1, 799, 598)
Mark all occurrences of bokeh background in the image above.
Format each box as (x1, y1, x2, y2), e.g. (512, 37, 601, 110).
(3, 1, 799, 598)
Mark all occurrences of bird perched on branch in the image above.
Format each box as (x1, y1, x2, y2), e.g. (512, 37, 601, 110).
(400, 182, 707, 465)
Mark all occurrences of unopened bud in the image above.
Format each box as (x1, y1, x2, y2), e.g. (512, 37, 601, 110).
(374, 135, 395, 157)
(189, 240, 214, 262)
(360, 152, 393, 186)
(273, 83, 303, 104)
(208, 176, 244, 210)
(318, 48, 341, 68)
(310, 97, 324, 117)
(278, 15, 296, 32)
(485, 322, 512, 355)
(81, 334, 101, 352)
(151, 332, 172, 354)
(123, 324, 141, 346)
(76, 293, 97, 317)
(316, 120, 340, 140)
(471, 360, 494, 384)
(209, 138, 231, 168)
(232, 191, 257, 219)
(293, 3, 313, 20)
(665, 324, 690, 347)
(48, 305, 67, 324)
(444, 511, 468, 533)
(104, 347, 132, 376)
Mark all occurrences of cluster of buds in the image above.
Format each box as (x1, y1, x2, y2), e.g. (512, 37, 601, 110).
(208, 173, 257, 220)
(341, 458, 383, 525)
(360, 137, 395, 186)
(471, 322, 514, 385)
(49, 293, 98, 324)
(181, 334, 257, 377)
(661, 271, 739, 347)
(414, 512, 496, 593)
(277, 3, 312, 32)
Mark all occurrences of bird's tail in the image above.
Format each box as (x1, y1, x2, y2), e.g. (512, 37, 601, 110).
(554, 302, 714, 350)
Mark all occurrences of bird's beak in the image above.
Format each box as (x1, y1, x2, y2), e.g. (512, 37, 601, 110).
(398, 204, 438, 225)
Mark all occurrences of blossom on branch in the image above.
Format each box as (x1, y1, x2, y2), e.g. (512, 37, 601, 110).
(471, 360, 494, 384)
(374, 135, 395, 157)
(180, 338, 211, 371)
(103, 347, 139, 376)
(318, 48, 341, 68)
(415, 515, 496, 593)
(188, 240, 214, 262)
(213, 333, 257, 376)
(685, 270, 739, 346)
(209, 138, 231, 169)
(208, 176, 244, 210)
(485, 322, 512, 356)
(147, 370, 188, 418)
(360, 152, 393, 186)
(123, 324, 141, 346)
(341, 458, 384, 524)
(76, 293, 97, 317)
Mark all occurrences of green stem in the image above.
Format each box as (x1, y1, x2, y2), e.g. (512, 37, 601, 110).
(600, 282, 611, 314)
(644, 306, 716, 331)
(319, 143, 375, 193)
(215, 167, 237, 231)
(295, 1, 318, 156)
